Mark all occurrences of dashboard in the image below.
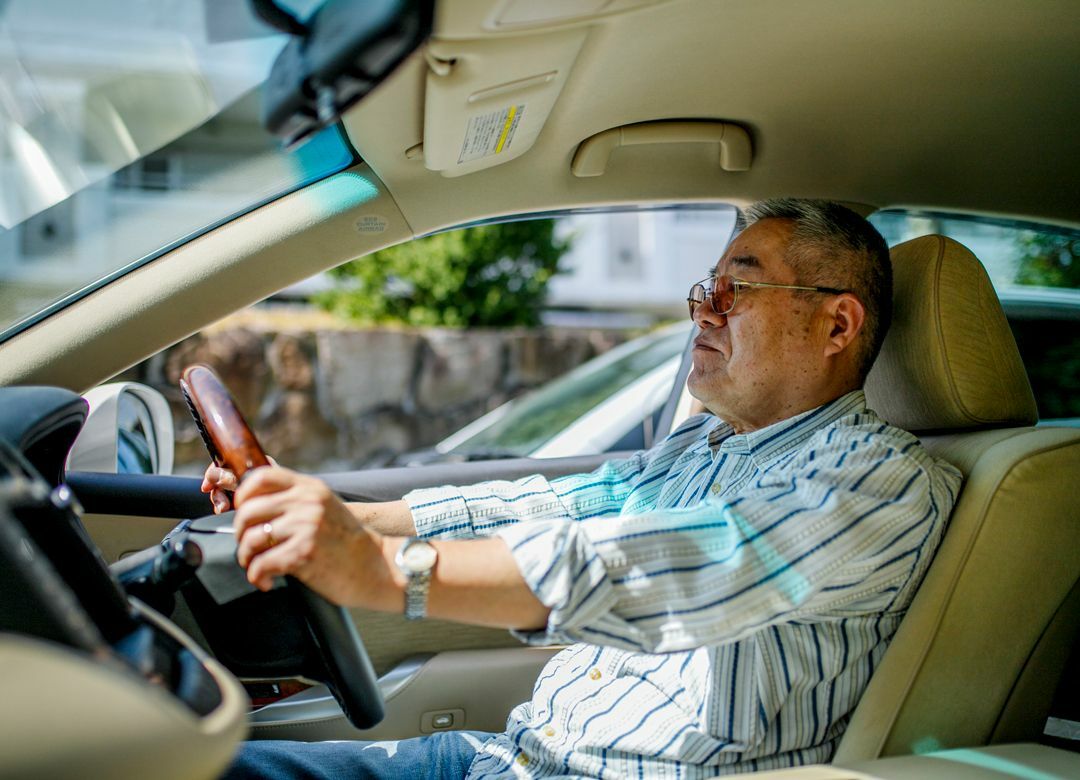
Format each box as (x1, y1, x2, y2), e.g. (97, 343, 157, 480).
(0, 386, 246, 780)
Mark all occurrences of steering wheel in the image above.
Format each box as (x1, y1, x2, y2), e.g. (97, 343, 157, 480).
(179, 363, 385, 729)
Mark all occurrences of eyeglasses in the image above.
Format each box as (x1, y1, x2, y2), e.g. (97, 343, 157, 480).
(687, 274, 849, 319)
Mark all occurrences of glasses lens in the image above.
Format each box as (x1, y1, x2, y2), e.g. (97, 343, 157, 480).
(713, 274, 735, 315)
(687, 276, 740, 318)
(687, 281, 709, 318)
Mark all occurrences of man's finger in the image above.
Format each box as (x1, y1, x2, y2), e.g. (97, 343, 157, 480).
(232, 490, 300, 538)
(211, 488, 232, 514)
(214, 467, 239, 491)
(234, 466, 303, 505)
(245, 535, 311, 592)
(202, 465, 238, 492)
(236, 513, 299, 568)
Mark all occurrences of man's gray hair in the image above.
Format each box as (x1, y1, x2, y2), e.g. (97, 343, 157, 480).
(741, 198, 892, 382)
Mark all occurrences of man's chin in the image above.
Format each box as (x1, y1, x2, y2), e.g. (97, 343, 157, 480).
(690, 376, 742, 408)
(687, 384, 721, 414)
(687, 370, 727, 393)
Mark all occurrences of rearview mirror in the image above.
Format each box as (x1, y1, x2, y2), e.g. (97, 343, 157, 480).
(258, 0, 434, 146)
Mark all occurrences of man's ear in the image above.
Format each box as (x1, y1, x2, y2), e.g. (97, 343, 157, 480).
(822, 294, 866, 358)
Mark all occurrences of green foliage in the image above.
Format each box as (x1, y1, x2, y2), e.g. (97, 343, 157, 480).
(1014, 231, 1080, 288)
(1011, 230, 1080, 420)
(1009, 320, 1080, 419)
(316, 220, 572, 327)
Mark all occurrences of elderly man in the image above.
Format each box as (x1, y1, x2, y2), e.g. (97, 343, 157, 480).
(217, 199, 962, 778)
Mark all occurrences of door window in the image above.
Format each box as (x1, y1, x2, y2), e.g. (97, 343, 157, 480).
(869, 212, 1080, 423)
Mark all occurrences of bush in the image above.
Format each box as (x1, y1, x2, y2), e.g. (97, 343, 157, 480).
(316, 219, 572, 327)
(1014, 231, 1080, 288)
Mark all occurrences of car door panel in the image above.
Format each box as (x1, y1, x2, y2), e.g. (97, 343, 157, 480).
(319, 452, 637, 502)
(250, 647, 562, 741)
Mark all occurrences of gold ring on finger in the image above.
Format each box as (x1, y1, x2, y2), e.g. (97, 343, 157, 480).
(263, 522, 278, 547)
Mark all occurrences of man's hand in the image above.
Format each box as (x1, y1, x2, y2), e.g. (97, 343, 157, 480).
(229, 466, 550, 631)
(232, 467, 397, 610)
(201, 463, 238, 514)
(200, 457, 280, 513)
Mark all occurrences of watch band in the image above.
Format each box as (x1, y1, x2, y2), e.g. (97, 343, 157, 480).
(395, 537, 437, 621)
(403, 573, 431, 621)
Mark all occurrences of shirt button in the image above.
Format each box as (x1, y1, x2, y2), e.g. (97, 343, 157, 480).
(711, 484, 721, 494)
(589, 668, 602, 681)
(543, 726, 557, 737)
(517, 754, 530, 766)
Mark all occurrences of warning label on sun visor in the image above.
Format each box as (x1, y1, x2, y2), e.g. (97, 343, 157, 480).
(458, 104, 525, 164)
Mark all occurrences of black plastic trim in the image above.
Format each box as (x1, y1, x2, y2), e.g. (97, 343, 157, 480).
(0, 386, 88, 486)
(67, 472, 208, 519)
(69, 453, 635, 518)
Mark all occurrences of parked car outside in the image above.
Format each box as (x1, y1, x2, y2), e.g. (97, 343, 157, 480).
(402, 320, 694, 463)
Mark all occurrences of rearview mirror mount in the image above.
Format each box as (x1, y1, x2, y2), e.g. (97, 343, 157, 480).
(256, 0, 434, 147)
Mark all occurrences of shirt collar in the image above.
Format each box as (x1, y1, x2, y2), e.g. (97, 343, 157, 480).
(706, 390, 869, 467)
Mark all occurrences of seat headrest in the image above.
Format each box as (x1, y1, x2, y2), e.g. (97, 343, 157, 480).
(865, 235, 1037, 432)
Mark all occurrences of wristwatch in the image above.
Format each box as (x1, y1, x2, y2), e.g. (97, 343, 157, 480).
(394, 537, 438, 620)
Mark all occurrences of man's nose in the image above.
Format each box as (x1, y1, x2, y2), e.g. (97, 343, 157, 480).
(693, 297, 728, 328)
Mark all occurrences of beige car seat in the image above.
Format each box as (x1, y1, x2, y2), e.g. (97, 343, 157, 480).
(834, 235, 1080, 761)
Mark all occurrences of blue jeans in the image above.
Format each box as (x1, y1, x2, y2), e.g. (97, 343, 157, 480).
(221, 731, 494, 780)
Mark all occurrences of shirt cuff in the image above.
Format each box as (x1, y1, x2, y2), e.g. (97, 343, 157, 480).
(403, 486, 474, 539)
(495, 518, 617, 646)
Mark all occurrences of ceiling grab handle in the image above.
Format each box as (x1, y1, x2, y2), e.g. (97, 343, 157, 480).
(571, 120, 752, 177)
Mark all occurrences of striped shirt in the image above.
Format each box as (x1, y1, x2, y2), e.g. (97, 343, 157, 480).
(405, 390, 962, 778)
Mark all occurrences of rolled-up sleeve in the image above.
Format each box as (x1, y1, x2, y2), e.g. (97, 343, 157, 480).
(497, 435, 962, 653)
(404, 450, 653, 540)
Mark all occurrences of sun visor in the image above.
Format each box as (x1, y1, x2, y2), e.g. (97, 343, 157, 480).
(420, 28, 587, 177)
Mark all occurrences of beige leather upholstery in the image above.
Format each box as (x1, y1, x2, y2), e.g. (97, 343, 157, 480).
(745, 743, 1080, 779)
(865, 235, 1037, 431)
(840, 236, 1080, 761)
(0, 610, 247, 780)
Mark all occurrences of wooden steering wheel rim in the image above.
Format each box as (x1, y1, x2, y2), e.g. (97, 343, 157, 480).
(179, 364, 270, 479)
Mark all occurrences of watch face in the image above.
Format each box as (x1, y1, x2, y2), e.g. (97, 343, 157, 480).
(402, 541, 437, 573)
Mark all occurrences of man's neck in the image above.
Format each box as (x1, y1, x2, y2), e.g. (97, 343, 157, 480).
(722, 384, 862, 434)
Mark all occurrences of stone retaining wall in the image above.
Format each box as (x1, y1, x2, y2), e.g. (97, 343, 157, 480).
(121, 314, 629, 474)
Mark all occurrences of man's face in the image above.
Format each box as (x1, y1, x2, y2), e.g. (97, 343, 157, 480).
(687, 218, 829, 432)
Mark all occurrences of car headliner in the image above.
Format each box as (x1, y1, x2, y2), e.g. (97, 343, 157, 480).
(348, 0, 1080, 231)
(0, 0, 1077, 392)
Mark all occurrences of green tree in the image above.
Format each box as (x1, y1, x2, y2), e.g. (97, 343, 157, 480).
(1014, 231, 1080, 288)
(1011, 230, 1080, 421)
(316, 220, 572, 327)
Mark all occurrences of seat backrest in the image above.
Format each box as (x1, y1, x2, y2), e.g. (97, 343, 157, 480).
(835, 235, 1080, 761)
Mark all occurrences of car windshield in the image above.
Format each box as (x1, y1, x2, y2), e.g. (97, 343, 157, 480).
(0, 0, 353, 342)
(442, 321, 693, 458)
